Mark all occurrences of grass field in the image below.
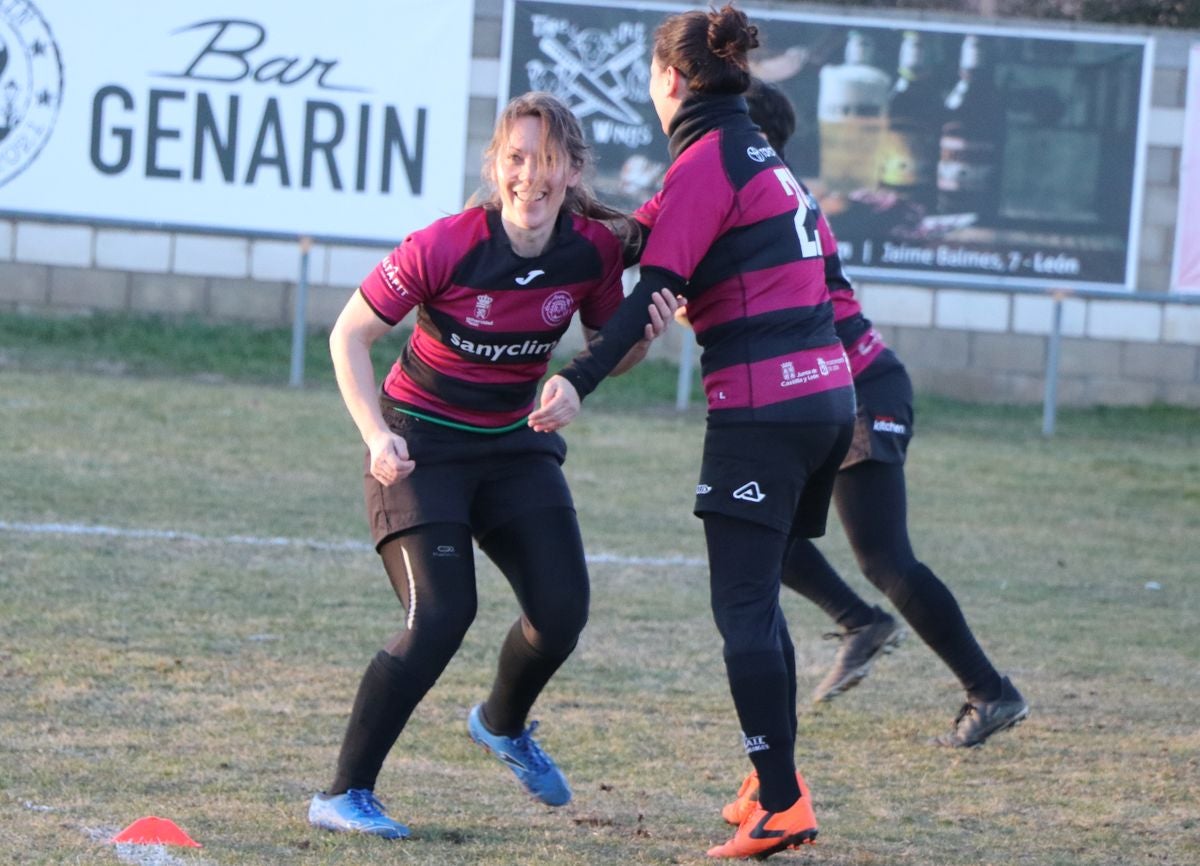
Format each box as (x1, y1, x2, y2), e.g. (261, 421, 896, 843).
(1, 315, 1198, 865)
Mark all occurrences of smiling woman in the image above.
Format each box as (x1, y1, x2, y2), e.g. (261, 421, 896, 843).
(306, 90, 678, 842)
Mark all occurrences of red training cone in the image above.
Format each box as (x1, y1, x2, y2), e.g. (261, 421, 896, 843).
(111, 816, 202, 847)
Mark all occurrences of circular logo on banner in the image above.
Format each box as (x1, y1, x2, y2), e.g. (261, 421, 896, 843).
(541, 290, 574, 326)
(0, 1, 64, 188)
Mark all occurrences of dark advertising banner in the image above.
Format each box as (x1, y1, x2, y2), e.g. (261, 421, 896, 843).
(503, 0, 1150, 291)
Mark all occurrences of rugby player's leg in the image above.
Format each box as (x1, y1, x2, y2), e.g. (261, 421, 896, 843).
(704, 513, 801, 813)
(837, 461, 1002, 701)
(476, 505, 588, 735)
(327, 523, 478, 795)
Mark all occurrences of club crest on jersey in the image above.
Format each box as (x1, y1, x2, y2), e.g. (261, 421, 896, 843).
(732, 482, 765, 503)
(467, 293, 494, 327)
(541, 290, 574, 326)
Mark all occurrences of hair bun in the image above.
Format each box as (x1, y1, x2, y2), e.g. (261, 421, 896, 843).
(707, 5, 759, 63)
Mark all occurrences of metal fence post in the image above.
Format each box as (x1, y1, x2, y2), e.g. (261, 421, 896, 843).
(289, 236, 313, 388)
(675, 337, 694, 412)
(1041, 290, 1066, 438)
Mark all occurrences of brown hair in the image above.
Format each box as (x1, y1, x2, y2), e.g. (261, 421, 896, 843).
(653, 3, 760, 95)
(475, 91, 623, 224)
(744, 77, 796, 154)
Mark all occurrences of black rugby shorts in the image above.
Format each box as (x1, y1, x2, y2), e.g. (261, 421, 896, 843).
(364, 408, 572, 549)
(841, 364, 914, 470)
(694, 421, 853, 538)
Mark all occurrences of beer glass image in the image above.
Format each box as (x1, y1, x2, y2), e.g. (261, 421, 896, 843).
(817, 30, 891, 195)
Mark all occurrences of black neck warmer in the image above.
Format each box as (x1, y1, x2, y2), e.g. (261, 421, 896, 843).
(666, 92, 753, 162)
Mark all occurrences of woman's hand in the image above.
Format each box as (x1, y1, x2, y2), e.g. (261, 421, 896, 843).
(643, 288, 679, 341)
(609, 288, 681, 376)
(528, 375, 580, 433)
(366, 429, 415, 485)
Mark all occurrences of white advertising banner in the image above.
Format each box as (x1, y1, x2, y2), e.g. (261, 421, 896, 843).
(1171, 42, 1200, 294)
(0, 0, 473, 244)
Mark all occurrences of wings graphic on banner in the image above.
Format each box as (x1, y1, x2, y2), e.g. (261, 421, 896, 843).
(526, 30, 648, 123)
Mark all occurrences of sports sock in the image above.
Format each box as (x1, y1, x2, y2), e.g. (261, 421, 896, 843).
(726, 650, 801, 813)
(482, 619, 571, 736)
(328, 650, 423, 795)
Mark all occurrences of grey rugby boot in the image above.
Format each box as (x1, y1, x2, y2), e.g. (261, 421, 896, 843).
(811, 606, 906, 703)
(933, 676, 1029, 747)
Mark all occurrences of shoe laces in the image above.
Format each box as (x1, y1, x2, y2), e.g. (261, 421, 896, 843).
(346, 788, 387, 817)
(823, 618, 873, 642)
(511, 721, 552, 773)
(951, 701, 979, 728)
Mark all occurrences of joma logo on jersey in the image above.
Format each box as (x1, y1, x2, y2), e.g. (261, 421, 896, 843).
(449, 332, 557, 362)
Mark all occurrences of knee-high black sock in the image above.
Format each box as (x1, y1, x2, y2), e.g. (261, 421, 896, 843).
(328, 651, 425, 795)
(482, 620, 572, 736)
(726, 650, 801, 813)
(778, 623, 798, 744)
(782, 537, 876, 630)
(891, 563, 1003, 701)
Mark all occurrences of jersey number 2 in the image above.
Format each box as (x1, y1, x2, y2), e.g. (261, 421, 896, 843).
(774, 168, 823, 259)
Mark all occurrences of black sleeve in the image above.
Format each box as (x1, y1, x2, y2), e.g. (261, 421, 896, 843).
(557, 265, 686, 399)
(622, 221, 651, 269)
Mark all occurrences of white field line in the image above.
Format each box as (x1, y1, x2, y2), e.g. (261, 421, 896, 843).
(0, 520, 706, 569)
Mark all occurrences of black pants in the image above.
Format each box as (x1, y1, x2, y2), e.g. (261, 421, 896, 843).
(327, 506, 588, 794)
(782, 459, 1001, 700)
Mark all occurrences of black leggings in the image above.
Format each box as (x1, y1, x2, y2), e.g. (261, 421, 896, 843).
(379, 508, 588, 678)
(782, 460, 1000, 699)
(328, 506, 588, 794)
(705, 513, 801, 813)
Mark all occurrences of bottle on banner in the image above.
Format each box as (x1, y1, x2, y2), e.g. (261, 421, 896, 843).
(937, 35, 1004, 222)
(816, 30, 892, 194)
(875, 30, 943, 209)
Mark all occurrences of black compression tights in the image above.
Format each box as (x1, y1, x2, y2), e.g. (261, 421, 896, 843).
(704, 513, 801, 814)
(327, 507, 588, 794)
(781, 460, 1002, 701)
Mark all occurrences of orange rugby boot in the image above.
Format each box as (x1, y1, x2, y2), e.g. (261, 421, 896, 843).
(707, 773, 817, 859)
(721, 770, 759, 826)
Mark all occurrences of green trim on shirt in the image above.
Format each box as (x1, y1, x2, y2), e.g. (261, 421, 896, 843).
(391, 406, 530, 435)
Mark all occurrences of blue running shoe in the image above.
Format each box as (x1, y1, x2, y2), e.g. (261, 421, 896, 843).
(467, 703, 571, 806)
(308, 789, 410, 839)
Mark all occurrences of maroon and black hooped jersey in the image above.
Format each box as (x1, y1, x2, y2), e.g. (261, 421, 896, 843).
(360, 207, 624, 429)
(558, 96, 854, 427)
(814, 207, 901, 383)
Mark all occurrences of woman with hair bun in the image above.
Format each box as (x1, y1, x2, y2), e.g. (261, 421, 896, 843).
(530, 5, 853, 859)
